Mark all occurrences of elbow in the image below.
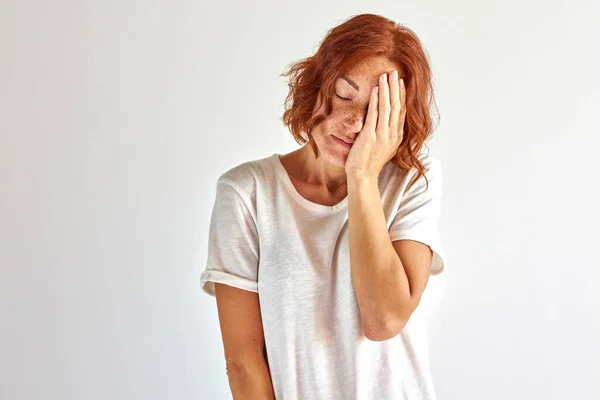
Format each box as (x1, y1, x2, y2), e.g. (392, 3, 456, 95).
(361, 295, 415, 341)
(225, 355, 265, 380)
(362, 315, 409, 342)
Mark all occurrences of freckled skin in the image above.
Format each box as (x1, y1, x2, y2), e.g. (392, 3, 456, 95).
(309, 55, 403, 169)
(280, 55, 403, 203)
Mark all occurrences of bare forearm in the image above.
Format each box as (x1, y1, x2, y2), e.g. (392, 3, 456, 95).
(227, 357, 275, 400)
(346, 172, 411, 336)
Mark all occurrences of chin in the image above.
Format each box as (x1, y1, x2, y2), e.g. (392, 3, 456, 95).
(324, 148, 348, 168)
(314, 134, 349, 167)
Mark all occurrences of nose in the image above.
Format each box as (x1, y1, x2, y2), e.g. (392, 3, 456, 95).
(343, 113, 365, 133)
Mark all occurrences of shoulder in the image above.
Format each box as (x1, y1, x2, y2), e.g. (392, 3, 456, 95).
(410, 145, 442, 179)
(382, 145, 442, 185)
(215, 153, 276, 203)
(419, 151, 442, 184)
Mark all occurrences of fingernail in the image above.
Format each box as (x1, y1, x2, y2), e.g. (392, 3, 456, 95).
(391, 70, 398, 80)
(383, 73, 387, 83)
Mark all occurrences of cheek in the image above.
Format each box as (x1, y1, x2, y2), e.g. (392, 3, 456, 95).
(317, 113, 343, 132)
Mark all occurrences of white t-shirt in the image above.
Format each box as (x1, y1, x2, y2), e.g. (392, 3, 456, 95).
(200, 148, 447, 400)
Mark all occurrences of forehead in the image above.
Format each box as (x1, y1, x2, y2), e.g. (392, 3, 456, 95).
(339, 55, 402, 89)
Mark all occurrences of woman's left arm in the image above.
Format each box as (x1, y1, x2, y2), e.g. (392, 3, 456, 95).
(347, 172, 432, 342)
(345, 70, 434, 342)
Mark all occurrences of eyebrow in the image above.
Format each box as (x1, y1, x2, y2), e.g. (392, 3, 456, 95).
(340, 75, 359, 91)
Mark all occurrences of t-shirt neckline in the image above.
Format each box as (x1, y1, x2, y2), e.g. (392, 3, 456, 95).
(270, 153, 349, 213)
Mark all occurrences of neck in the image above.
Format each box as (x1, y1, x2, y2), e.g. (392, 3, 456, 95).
(296, 144, 348, 190)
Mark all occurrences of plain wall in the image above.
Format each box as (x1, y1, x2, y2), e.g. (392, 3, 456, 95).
(1, 1, 599, 399)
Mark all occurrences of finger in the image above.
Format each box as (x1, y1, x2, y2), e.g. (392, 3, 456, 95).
(399, 78, 407, 139)
(377, 72, 390, 137)
(363, 85, 379, 135)
(389, 70, 400, 137)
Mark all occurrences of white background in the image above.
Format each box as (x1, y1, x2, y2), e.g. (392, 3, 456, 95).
(1, 1, 599, 399)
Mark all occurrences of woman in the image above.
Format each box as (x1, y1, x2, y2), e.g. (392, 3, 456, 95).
(201, 13, 446, 400)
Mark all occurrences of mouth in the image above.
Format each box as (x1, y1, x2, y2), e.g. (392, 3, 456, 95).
(333, 135, 354, 147)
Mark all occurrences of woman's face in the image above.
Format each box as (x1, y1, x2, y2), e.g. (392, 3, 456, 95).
(309, 55, 402, 168)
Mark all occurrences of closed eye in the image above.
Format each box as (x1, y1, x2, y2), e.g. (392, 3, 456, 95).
(336, 94, 350, 101)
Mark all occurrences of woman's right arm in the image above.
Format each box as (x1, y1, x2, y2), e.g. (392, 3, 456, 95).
(215, 282, 275, 400)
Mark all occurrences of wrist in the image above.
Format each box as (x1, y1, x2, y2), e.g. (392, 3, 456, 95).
(345, 168, 379, 184)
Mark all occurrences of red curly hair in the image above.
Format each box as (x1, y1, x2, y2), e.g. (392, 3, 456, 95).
(280, 13, 440, 190)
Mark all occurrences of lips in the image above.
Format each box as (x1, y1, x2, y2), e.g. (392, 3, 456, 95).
(336, 136, 354, 144)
